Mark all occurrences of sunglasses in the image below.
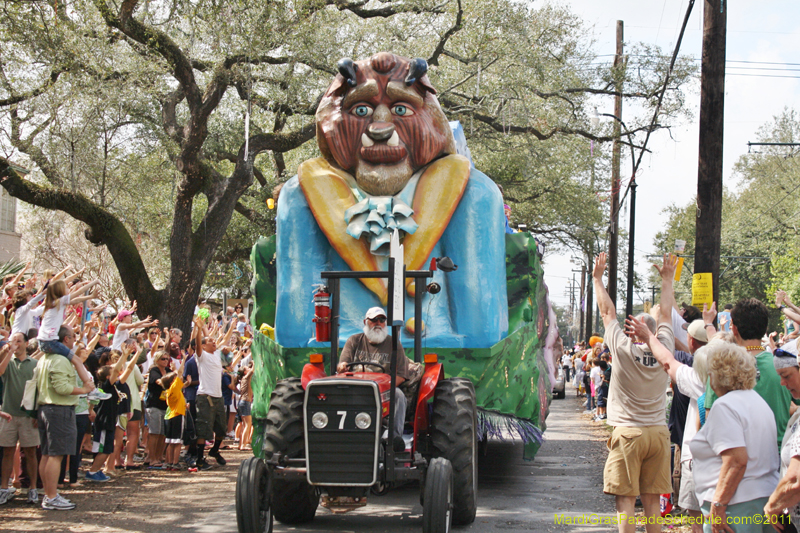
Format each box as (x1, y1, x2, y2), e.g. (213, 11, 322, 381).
(369, 317, 386, 324)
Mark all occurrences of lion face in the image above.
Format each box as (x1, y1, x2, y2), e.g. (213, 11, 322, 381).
(316, 52, 456, 196)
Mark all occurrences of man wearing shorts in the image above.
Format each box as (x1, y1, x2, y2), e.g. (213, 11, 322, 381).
(36, 325, 93, 510)
(592, 253, 676, 533)
(192, 316, 235, 470)
(0, 333, 39, 504)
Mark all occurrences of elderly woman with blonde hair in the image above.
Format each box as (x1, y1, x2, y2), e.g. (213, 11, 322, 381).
(690, 341, 779, 533)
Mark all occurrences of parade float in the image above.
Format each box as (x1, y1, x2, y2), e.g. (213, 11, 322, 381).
(246, 52, 558, 462)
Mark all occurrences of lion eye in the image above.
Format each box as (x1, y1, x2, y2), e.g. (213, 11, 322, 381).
(352, 105, 373, 117)
(392, 105, 414, 117)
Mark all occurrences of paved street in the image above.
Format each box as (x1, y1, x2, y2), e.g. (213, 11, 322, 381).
(194, 391, 616, 533)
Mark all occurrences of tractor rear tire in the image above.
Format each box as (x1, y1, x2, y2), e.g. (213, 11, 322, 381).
(430, 377, 478, 526)
(422, 457, 453, 533)
(236, 456, 273, 533)
(263, 377, 319, 524)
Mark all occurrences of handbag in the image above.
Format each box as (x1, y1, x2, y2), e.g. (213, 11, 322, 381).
(20, 364, 40, 417)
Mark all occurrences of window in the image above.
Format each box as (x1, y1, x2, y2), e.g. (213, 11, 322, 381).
(0, 189, 16, 233)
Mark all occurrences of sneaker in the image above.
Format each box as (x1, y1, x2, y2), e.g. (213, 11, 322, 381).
(85, 471, 111, 482)
(42, 494, 76, 510)
(27, 488, 39, 504)
(185, 457, 196, 468)
(196, 458, 212, 471)
(87, 389, 112, 402)
(208, 451, 227, 465)
(0, 487, 16, 504)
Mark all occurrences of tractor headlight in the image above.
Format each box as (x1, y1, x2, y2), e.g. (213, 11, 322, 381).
(355, 412, 372, 429)
(312, 412, 328, 429)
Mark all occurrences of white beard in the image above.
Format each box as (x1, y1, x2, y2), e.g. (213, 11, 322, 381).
(363, 324, 388, 345)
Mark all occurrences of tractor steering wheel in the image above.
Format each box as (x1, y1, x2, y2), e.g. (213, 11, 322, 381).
(345, 361, 386, 373)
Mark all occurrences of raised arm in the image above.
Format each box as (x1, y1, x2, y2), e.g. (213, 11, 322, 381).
(119, 344, 139, 383)
(592, 253, 617, 329)
(702, 302, 718, 333)
(218, 320, 235, 348)
(62, 266, 86, 286)
(777, 291, 800, 325)
(85, 332, 101, 354)
(0, 344, 13, 376)
(8, 262, 30, 289)
(193, 317, 204, 358)
(69, 280, 100, 304)
(50, 264, 73, 282)
(109, 345, 130, 384)
(653, 254, 678, 326)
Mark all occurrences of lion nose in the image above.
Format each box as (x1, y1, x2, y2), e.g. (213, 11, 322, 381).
(367, 122, 395, 141)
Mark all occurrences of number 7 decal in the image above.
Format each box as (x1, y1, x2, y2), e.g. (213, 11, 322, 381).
(337, 411, 347, 429)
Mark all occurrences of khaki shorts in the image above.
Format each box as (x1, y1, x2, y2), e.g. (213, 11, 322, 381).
(603, 425, 672, 496)
(677, 460, 700, 511)
(0, 415, 40, 448)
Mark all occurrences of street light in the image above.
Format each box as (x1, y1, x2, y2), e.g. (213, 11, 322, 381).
(591, 107, 639, 320)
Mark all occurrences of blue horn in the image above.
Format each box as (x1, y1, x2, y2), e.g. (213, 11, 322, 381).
(405, 58, 428, 86)
(337, 58, 358, 87)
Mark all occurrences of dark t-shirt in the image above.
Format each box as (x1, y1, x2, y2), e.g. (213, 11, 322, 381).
(146, 367, 168, 411)
(339, 333, 411, 380)
(115, 381, 131, 416)
(603, 366, 612, 385)
(669, 351, 694, 446)
(183, 356, 199, 403)
(95, 380, 119, 432)
(222, 373, 233, 406)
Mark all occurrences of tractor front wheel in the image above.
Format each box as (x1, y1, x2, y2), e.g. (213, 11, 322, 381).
(430, 377, 478, 525)
(422, 457, 453, 533)
(235, 456, 272, 533)
(263, 377, 319, 524)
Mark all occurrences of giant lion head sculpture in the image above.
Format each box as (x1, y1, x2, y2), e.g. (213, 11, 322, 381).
(316, 52, 456, 196)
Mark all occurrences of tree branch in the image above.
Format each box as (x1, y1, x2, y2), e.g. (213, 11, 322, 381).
(428, 0, 463, 67)
(213, 246, 252, 264)
(0, 158, 161, 307)
(234, 201, 269, 226)
(331, 0, 446, 18)
(0, 66, 66, 108)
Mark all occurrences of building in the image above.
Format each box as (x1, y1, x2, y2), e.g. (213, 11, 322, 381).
(0, 165, 24, 263)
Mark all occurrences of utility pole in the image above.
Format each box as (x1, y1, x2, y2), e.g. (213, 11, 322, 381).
(579, 265, 586, 342)
(585, 254, 594, 342)
(607, 20, 624, 309)
(695, 0, 726, 305)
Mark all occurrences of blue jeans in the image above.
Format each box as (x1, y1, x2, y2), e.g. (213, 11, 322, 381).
(38, 339, 73, 361)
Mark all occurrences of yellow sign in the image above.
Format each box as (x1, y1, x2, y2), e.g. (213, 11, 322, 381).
(674, 257, 684, 281)
(692, 273, 713, 308)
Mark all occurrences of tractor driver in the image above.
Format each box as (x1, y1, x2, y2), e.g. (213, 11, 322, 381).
(337, 307, 410, 451)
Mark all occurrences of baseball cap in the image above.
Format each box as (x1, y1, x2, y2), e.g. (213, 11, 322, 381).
(684, 319, 708, 343)
(117, 310, 132, 321)
(781, 339, 799, 357)
(365, 307, 387, 320)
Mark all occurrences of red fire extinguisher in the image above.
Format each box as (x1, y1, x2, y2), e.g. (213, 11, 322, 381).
(312, 285, 331, 342)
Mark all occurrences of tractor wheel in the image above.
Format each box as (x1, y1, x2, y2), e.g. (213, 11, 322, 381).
(430, 377, 478, 526)
(422, 457, 453, 533)
(236, 456, 273, 533)
(263, 377, 319, 524)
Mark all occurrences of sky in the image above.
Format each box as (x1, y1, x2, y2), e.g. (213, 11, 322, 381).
(542, 0, 800, 322)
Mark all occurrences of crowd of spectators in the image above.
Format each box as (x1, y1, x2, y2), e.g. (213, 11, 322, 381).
(0, 264, 255, 510)
(565, 252, 800, 533)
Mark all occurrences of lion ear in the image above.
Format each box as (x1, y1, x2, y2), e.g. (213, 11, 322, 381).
(405, 58, 436, 95)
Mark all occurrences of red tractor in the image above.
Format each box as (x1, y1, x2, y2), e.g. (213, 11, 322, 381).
(236, 261, 478, 533)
